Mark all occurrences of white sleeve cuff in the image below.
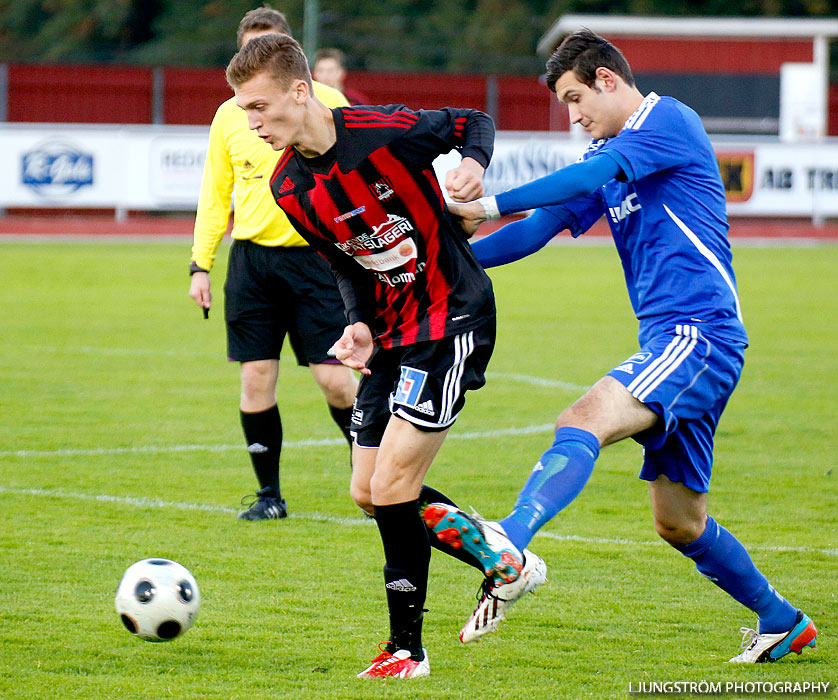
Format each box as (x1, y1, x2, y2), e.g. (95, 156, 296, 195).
(477, 195, 500, 220)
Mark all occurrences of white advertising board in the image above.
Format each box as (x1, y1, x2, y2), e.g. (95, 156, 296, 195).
(0, 124, 836, 218)
(0, 125, 208, 210)
(474, 133, 838, 219)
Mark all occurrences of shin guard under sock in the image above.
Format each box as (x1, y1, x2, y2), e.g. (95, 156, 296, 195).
(240, 405, 282, 495)
(374, 500, 430, 658)
(500, 426, 599, 551)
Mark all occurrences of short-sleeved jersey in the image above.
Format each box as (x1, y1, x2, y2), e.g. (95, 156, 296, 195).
(559, 93, 748, 347)
(190, 81, 348, 271)
(270, 104, 496, 349)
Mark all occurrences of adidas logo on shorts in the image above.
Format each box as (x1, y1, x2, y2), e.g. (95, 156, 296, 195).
(414, 400, 435, 416)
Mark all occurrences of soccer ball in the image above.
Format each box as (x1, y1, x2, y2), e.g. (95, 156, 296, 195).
(115, 558, 200, 642)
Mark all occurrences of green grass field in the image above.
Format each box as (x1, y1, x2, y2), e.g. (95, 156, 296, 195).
(0, 238, 835, 700)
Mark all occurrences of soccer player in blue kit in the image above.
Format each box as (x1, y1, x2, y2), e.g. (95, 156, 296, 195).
(427, 29, 818, 662)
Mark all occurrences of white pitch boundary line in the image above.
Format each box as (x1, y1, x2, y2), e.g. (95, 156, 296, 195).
(4, 343, 590, 391)
(1, 486, 834, 557)
(0, 423, 558, 459)
(4, 345, 592, 391)
(486, 371, 589, 392)
(537, 531, 838, 557)
(0, 487, 371, 527)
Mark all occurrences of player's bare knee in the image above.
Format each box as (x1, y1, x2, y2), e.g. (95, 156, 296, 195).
(369, 463, 419, 504)
(350, 484, 373, 515)
(241, 360, 277, 404)
(315, 367, 358, 407)
(240, 383, 275, 410)
(324, 377, 358, 407)
(555, 390, 602, 430)
(654, 517, 703, 547)
(555, 410, 580, 431)
(240, 362, 275, 396)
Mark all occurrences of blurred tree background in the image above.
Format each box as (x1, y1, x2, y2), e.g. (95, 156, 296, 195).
(0, 0, 835, 74)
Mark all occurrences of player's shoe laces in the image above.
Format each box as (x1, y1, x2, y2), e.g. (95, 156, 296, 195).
(459, 549, 547, 643)
(357, 644, 430, 679)
(728, 610, 817, 663)
(423, 503, 524, 583)
(237, 487, 287, 520)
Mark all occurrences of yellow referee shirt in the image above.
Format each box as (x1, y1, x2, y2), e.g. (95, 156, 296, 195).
(191, 81, 349, 271)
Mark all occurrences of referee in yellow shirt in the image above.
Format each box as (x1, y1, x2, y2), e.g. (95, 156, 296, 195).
(189, 6, 358, 520)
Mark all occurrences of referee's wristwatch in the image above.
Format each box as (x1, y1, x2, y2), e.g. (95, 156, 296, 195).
(189, 261, 209, 276)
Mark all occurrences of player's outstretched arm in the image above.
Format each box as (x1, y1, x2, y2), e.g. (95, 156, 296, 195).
(469, 206, 572, 268)
(491, 152, 621, 216)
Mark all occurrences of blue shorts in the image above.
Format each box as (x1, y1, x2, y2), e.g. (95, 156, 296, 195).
(606, 323, 746, 493)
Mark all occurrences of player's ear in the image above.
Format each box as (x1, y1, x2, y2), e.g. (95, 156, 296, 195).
(292, 79, 310, 104)
(595, 67, 618, 92)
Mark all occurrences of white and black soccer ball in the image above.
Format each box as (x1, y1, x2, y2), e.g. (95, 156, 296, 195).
(115, 558, 200, 642)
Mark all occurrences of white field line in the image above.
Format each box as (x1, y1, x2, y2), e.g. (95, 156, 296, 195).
(536, 531, 838, 557)
(0, 486, 370, 526)
(1, 485, 834, 557)
(6, 345, 592, 390)
(486, 371, 589, 392)
(0, 423, 559, 459)
(0, 362, 579, 459)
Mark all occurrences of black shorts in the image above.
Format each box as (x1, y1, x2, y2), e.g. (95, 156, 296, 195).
(350, 319, 496, 448)
(224, 240, 347, 365)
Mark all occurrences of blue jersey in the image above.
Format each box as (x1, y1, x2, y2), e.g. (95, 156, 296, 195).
(561, 93, 748, 347)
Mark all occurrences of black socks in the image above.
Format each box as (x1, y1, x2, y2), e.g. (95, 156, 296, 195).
(328, 404, 354, 449)
(373, 500, 429, 658)
(240, 405, 282, 496)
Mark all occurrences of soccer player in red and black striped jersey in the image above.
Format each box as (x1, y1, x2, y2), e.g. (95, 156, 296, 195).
(225, 34, 529, 678)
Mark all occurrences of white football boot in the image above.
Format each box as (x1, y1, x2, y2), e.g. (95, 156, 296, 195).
(728, 611, 817, 663)
(459, 549, 547, 643)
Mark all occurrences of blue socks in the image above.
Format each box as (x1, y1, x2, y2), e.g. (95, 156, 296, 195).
(678, 516, 798, 633)
(499, 427, 599, 552)
(497, 426, 796, 634)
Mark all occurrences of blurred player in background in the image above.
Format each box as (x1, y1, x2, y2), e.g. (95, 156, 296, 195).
(440, 29, 817, 663)
(226, 33, 545, 679)
(312, 47, 371, 106)
(188, 5, 358, 521)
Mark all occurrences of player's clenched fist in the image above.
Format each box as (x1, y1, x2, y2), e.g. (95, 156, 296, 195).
(445, 157, 485, 202)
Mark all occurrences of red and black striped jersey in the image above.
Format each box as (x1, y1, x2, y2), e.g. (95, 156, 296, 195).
(270, 104, 496, 349)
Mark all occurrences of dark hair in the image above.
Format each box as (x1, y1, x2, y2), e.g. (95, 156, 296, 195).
(313, 47, 346, 68)
(226, 33, 312, 91)
(236, 4, 292, 48)
(545, 29, 634, 93)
